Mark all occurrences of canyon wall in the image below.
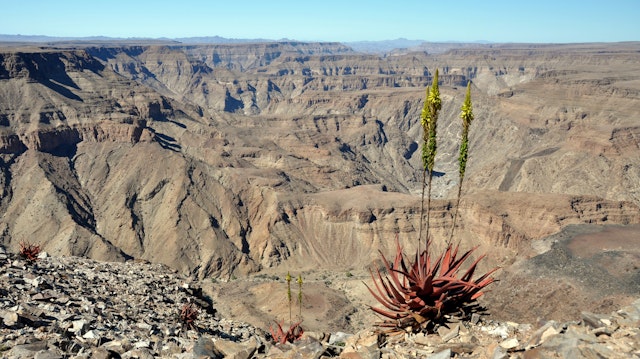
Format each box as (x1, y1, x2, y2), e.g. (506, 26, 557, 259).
(0, 42, 638, 277)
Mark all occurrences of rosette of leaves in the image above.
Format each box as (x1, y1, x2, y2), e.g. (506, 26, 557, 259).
(366, 239, 498, 333)
(19, 241, 41, 262)
(269, 320, 304, 344)
(180, 302, 199, 331)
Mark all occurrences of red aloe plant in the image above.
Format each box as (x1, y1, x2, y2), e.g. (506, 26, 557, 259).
(269, 320, 304, 344)
(180, 302, 199, 330)
(19, 241, 41, 262)
(366, 238, 498, 332)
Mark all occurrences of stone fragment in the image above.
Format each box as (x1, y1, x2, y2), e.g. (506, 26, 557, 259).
(470, 313, 481, 325)
(213, 337, 258, 359)
(341, 329, 380, 359)
(490, 346, 507, 359)
(34, 350, 63, 359)
(483, 323, 512, 339)
(2, 310, 19, 326)
(438, 324, 459, 343)
(6, 341, 48, 358)
(265, 338, 325, 359)
(160, 341, 182, 356)
(122, 348, 155, 359)
(581, 311, 606, 328)
(426, 348, 451, 359)
(191, 337, 223, 358)
(499, 337, 519, 349)
(330, 331, 354, 346)
(525, 320, 561, 348)
(440, 342, 476, 355)
(302, 331, 329, 342)
(590, 326, 614, 337)
(101, 341, 126, 355)
(411, 332, 440, 347)
(88, 347, 115, 359)
(133, 340, 150, 349)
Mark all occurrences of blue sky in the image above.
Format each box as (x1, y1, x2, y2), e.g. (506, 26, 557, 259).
(1, 0, 638, 43)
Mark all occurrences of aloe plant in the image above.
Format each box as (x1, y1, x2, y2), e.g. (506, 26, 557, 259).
(19, 241, 41, 262)
(269, 272, 305, 344)
(366, 238, 497, 332)
(367, 76, 497, 333)
(179, 302, 199, 331)
(269, 320, 304, 344)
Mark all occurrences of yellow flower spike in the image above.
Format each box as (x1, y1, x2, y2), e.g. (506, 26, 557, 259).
(286, 271, 292, 322)
(297, 274, 303, 320)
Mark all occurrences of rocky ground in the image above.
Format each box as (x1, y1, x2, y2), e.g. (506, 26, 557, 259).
(2, 244, 639, 358)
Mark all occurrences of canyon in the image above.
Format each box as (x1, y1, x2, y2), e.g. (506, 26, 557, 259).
(0, 40, 639, 330)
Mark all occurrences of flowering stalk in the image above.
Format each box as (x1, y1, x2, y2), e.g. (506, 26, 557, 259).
(419, 69, 441, 247)
(286, 272, 292, 323)
(296, 274, 303, 320)
(449, 81, 474, 244)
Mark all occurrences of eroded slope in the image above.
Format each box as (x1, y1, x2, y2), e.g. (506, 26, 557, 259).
(0, 42, 638, 281)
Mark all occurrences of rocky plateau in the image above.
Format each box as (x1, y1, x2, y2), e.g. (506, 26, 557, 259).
(0, 40, 639, 357)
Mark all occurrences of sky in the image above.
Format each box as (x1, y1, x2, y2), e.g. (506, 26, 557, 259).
(1, 0, 638, 43)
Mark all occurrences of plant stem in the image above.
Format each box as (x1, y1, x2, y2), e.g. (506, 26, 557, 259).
(286, 272, 292, 324)
(448, 81, 474, 245)
(297, 274, 303, 320)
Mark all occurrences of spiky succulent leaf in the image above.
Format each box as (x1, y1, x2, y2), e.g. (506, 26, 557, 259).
(368, 238, 498, 331)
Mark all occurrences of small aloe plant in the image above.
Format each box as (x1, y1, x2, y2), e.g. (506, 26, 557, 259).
(269, 319, 304, 345)
(19, 241, 41, 262)
(269, 272, 305, 344)
(179, 302, 199, 331)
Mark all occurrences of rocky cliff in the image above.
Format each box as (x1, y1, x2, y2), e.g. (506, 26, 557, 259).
(0, 42, 639, 279)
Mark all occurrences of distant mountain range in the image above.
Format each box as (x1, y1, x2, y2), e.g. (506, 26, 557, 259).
(0, 34, 494, 54)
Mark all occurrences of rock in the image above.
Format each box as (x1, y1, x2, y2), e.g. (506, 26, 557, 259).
(427, 348, 452, 359)
(133, 340, 150, 349)
(191, 337, 223, 358)
(498, 337, 519, 350)
(88, 348, 116, 359)
(341, 330, 380, 359)
(581, 311, 606, 328)
(525, 320, 561, 348)
(438, 324, 459, 343)
(34, 351, 63, 359)
(483, 323, 512, 339)
(5, 341, 48, 358)
(213, 337, 258, 359)
(70, 320, 90, 336)
(264, 338, 325, 359)
(122, 348, 154, 359)
(2, 310, 19, 326)
(411, 332, 440, 347)
(330, 331, 354, 346)
(489, 345, 507, 359)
